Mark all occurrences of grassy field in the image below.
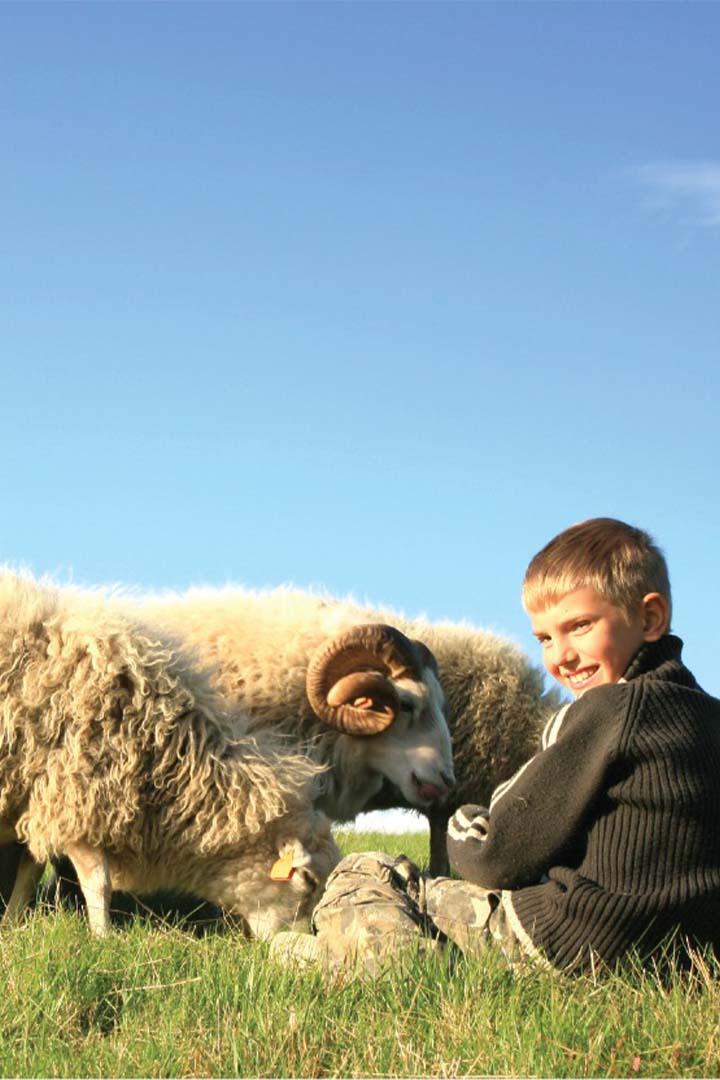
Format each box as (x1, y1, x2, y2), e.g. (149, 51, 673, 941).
(0, 830, 718, 1078)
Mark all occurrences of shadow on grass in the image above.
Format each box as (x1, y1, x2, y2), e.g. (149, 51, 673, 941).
(37, 873, 236, 938)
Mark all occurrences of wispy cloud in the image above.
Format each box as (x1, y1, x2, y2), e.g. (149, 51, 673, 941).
(636, 162, 720, 228)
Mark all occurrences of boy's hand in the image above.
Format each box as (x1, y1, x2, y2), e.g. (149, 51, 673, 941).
(446, 807, 492, 881)
(447, 804, 490, 844)
(447, 804, 491, 882)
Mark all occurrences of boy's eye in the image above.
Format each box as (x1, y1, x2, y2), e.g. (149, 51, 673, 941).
(572, 620, 591, 633)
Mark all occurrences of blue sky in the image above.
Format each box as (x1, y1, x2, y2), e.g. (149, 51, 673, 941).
(2, 1, 719, 709)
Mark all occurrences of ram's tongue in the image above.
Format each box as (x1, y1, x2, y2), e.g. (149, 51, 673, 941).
(416, 781, 444, 802)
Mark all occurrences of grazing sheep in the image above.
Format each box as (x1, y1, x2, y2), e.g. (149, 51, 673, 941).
(133, 587, 457, 823)
(0, 571, 339, 936)
(133, 586, 559, 874)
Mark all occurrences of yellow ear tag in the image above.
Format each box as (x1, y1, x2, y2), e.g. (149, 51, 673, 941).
(270, 851, 296, 881)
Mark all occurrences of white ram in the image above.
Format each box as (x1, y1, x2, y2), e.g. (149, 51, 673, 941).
(134, 586, 457, 822)
(139, 586, 559, 874)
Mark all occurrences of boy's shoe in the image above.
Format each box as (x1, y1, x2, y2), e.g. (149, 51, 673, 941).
(421, 876, 497, 953)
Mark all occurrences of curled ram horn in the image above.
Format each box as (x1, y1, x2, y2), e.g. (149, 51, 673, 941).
(306, 623, 424, 735)
(411, 638, 440, 678)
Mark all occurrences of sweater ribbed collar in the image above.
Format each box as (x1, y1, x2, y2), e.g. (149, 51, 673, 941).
(622, 634, 685, 683)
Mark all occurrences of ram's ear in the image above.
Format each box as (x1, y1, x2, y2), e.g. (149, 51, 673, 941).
(270, 839, 312, 883)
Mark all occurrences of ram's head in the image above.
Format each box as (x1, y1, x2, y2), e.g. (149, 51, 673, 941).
(306, 624, 455, 812)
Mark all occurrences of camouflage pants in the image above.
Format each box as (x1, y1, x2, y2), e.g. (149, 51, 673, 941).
(270, 851, 525, 976)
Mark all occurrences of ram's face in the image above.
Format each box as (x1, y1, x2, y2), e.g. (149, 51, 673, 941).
(363, 664, 455, 809)
(306, 623, 455, 817)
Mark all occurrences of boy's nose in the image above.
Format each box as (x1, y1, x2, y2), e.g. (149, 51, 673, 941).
(553, 640, 579, 668)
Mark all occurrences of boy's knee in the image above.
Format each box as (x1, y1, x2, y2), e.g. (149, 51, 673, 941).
(313, 852, 425, 932)
(309, 850, 432, 973)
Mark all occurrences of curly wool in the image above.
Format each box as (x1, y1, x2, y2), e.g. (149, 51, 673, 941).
(0, 571, 323, 864)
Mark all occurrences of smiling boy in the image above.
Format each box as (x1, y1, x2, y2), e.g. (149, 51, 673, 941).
(447, 517, 720, 971)
(273, 518, 720, 977)
(525, 517, 671, 696)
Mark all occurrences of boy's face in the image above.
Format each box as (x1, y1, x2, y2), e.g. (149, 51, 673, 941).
(529, 586, 669, 698)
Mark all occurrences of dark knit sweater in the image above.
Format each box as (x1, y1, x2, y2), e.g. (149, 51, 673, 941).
(448, 636, 720, 971)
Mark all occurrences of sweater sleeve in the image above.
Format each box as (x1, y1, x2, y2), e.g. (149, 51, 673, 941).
(447, 685, 629, 889)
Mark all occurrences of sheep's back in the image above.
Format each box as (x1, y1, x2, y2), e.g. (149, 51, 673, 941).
(137, 587, 381, 740)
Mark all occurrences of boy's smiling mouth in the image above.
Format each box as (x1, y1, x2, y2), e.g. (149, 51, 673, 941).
(563, 665, 600, 691)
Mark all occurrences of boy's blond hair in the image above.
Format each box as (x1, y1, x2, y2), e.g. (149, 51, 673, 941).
(522, 517, 672, 623)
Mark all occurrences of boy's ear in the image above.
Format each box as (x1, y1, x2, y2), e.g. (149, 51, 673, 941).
(641, 593, 670, 640)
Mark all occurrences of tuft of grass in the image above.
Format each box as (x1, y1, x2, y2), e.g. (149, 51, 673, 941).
(0, 833, 718, 1077)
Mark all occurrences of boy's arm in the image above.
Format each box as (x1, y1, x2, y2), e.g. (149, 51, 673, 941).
(447, 687, 627, 889)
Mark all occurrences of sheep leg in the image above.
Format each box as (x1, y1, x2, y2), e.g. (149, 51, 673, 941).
(3, 848, 44, 924)
(0, 842, 24, 914)
(45, 855, 86, 911)
(428, 807, 451, 877)
(66, 844, 112, 935)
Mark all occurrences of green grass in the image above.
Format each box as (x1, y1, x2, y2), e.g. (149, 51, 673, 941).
(0, 831, 718, 1078)
(334, 826, 430, 867)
